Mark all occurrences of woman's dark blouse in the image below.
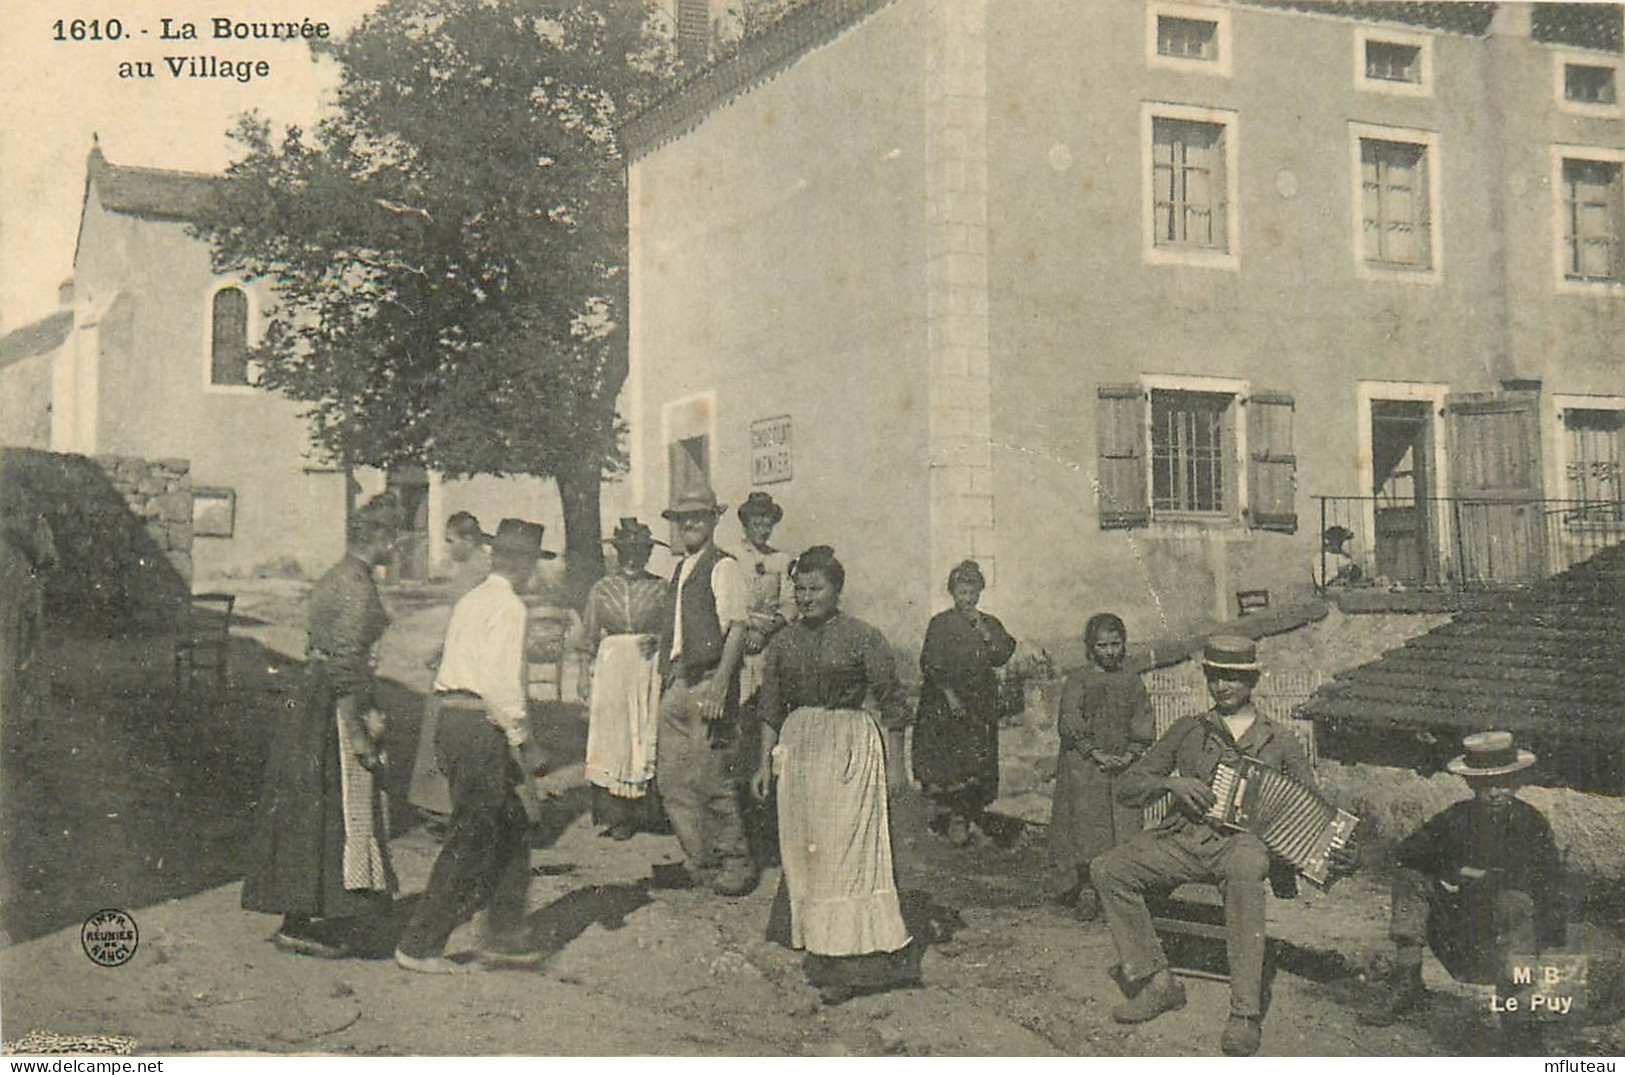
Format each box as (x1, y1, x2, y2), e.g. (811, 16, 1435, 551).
(758, 613, 907, 732)
(305, 553, 389, 705)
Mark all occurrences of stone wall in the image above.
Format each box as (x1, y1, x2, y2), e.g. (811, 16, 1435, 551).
(0, 448, 192, 630)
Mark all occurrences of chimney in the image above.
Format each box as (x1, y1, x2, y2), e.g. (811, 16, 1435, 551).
(676, 0, 710, 67)
(58, 278, 75, 307)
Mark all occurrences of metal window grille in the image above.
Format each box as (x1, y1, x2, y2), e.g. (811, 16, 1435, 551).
(1153, 118, 1226, 250)
(1361, 139, 1431, 269)
(1365, 40, 1422, 83)
(1151, 390, 1228, 513)
(1563, 158, 1624, 281)
(1157, 16, 1218, 60)
(1564, 409, 1625, 523)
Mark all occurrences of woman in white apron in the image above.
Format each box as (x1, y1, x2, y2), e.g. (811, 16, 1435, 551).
(577, 518, 668, 839)
(750, 545, 916, 1004)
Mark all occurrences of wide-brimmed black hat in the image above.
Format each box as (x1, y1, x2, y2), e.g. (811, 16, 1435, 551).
(1447, 730, 1536, 780)
(490, 518, 557, 561)
(607, 517, 664, 548)
(737, 491, 784, 524)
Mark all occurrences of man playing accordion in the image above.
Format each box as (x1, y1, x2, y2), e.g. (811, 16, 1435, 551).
(1091, 635, 1357, 1056)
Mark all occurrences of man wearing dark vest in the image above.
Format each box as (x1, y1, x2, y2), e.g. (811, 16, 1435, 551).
(656, 485, 755, 897)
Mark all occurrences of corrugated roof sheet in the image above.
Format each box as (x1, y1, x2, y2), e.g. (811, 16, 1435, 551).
(0, 311, 72, 369)
(1304, 543, 1625, 794)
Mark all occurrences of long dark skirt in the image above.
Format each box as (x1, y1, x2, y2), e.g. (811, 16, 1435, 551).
(911, 685, 1000, 813)
(241, 667, 394, 920)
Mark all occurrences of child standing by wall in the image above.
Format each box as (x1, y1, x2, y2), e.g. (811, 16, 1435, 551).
(1044, 613, 1153, 919)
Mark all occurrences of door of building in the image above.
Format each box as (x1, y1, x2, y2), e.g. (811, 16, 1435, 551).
(1370, 400, 1436, 584)
(1446, 391, 1547, 586)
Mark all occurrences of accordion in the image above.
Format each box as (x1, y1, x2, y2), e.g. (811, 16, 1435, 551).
(1205, 757, 1359, 888)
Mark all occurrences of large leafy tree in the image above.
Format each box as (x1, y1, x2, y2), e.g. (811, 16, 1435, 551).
(195, 0, 671, 596)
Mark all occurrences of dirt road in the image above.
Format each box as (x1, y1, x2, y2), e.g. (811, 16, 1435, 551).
(2, 580, 1620, 1057)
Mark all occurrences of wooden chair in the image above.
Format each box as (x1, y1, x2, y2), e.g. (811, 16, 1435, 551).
(524, 606, 577, 701)
(174, 592, 235, 692)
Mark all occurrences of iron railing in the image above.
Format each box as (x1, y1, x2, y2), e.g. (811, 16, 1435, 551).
(1314, 495, 1625, 591)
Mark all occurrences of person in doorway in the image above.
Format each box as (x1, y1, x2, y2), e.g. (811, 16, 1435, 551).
(242, 497, 402, 959)
(911, 559, 1016, 846)
(751, 545, 917, 1005)
(1361, 730, 1564, 1029)
(576, 518, 667, 840)
(655, 485, 755, 897)
(1091, 635, 1357, 1056)
(395, 519, 555, 974)
(1045, 612, 1154, 919)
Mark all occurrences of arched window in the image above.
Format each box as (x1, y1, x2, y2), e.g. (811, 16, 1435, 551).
(210, 286, 249, 386)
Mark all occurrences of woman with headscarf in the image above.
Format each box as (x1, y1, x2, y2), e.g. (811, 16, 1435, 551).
(576, 517, 668, 840)
(242, 497, 402, 958)
(750, 545, 916, 1004)
(911, 559, 1016, 846)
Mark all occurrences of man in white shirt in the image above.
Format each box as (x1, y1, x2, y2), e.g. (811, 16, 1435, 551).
(656, 486, 755, 897)
(395, 519, 554, 973)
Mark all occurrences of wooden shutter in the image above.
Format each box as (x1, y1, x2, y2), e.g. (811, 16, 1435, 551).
(1446, 391, 1547, 585)
(1097, 384, 1149, 529)
(1247, 390, 1297, 533)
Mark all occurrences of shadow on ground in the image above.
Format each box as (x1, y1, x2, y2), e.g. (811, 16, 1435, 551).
(0, 626, 590, 945)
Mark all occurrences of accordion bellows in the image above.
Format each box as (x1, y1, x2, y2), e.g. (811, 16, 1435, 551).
(1206, 757, 1359, 888)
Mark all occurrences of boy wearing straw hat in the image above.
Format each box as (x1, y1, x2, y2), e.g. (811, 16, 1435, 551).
(1091, 635, 1357, 1056)
(1362, 730, 1565, 1028)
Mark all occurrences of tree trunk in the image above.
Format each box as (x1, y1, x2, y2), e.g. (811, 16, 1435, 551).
(555, 459, 605, 608)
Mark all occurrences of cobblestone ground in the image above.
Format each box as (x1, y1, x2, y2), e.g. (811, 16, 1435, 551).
(2, 581, 1621, 1057)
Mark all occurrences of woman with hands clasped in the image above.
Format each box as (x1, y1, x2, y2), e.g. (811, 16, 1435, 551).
(751, 546, 918, 1005)
(911, 560, 1016, 846)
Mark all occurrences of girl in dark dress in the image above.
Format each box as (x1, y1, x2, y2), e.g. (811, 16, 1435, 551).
(1043, 612, 1153, 918)
(911, 559, 1016, 846)
(242, 498, 402, 957)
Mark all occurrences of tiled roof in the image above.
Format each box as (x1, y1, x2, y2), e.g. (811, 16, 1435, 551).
(1531, 3, 1624, 53)
(1303, 543, 1625, 794)
(87, 146, 220, 221)
(0, 311, 72, 370)
(621, 0, 898, 162)
(1237, 1, 1499, 35)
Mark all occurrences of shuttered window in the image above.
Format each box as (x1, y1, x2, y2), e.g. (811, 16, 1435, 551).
(1248, 392, 1298, 532)
(1096, 385, 1149, 529)
(1096, 385, 1296, 531)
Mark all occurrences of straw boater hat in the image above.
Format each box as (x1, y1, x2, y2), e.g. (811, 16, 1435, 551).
(489, 518, 556, 560)
(662, 484, 726, 520)
(1202, 634, 1261, 673)
(607, 517, 664, 549)
(1446, 730, 1537, 781)
(737, 491, 784, 524)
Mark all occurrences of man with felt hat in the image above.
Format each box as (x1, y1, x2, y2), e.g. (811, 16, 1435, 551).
(1361, 730, 1565, 1028)
(654, 483, 756, 897)
(1091, 635, 1358, 1056)
(396, 519, 557, 973)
